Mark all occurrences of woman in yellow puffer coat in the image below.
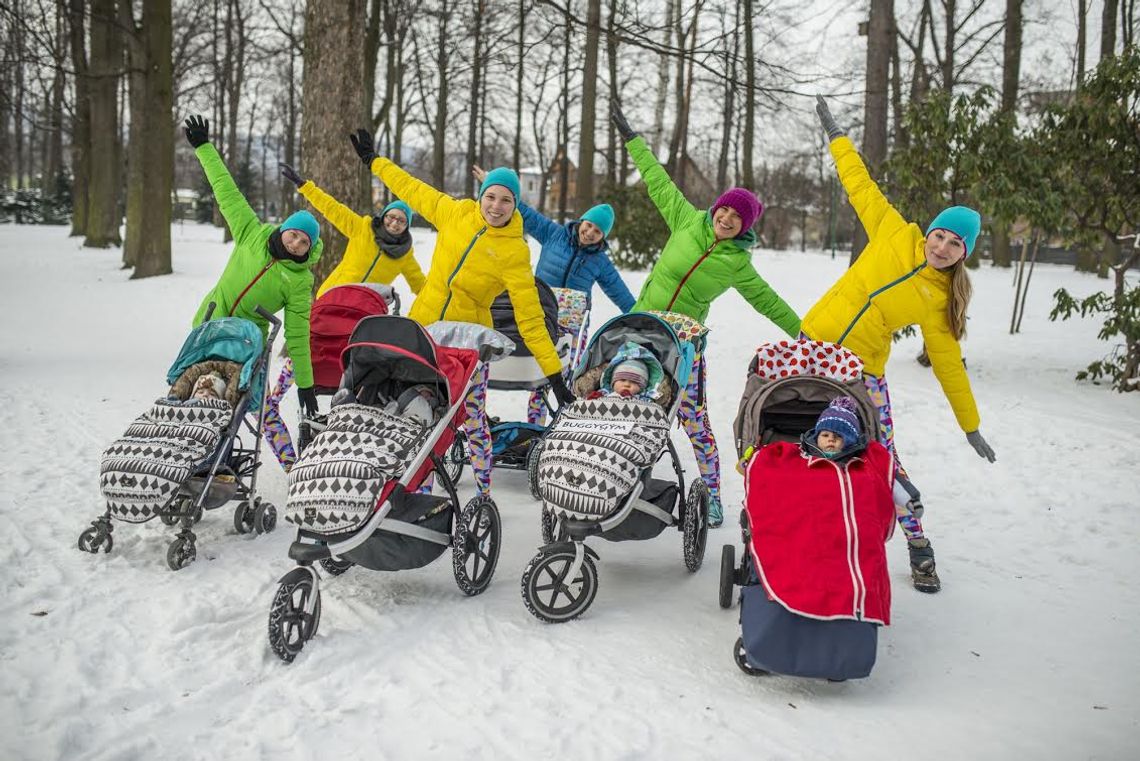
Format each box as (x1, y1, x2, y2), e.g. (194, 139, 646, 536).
(803, 96, 997, 594)
(348, 128, 572, 496)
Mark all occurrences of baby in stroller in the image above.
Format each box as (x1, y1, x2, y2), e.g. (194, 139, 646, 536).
(583, 342, 662, 403)
(331, 381, 439, 428)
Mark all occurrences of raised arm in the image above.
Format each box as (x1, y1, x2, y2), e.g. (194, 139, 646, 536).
(289, 169, 369, 240)
(349, 128, 457, 229)
(185, 116, 260, 243)
(517, 201, 562, 245)
(611, 104, 698, 230)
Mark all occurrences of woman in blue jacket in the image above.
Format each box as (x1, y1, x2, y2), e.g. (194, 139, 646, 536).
(473, 166, 636, 423)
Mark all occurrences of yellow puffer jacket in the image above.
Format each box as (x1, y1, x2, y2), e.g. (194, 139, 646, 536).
(369, 157, 562, 376)
(298, 181, 427, 299)
(801, 137, 980, 432)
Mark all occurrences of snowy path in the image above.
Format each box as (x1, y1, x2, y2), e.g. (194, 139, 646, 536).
(1, 223, 1135, 760)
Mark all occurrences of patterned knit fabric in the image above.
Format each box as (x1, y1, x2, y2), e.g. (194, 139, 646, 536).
(863, 373, 923, 540)
(527, 296, 590, 425)
(100, 398, 234, 522)
(263, 358, 298, 470)
(285, 403, 425, 534)
(678, 351, 721, 504)
(538, 397, 671, 519)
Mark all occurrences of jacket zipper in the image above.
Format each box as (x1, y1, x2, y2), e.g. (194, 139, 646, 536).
(561, 249, 582, 288)
(830, 459, 866, 619)
(438, 227, 487, 320)
(229, 260, 276, 317)
(361, 251, 383, 282)
(837, 262, 927, 344)
(666, 241, 717, 311)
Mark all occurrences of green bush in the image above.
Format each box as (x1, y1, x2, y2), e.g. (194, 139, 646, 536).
(601, 183, 668, 270)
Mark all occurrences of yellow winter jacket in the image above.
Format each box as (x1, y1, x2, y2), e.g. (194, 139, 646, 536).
(801, 137, 980, 432)
(369, 157, 562, 376)
(298, 181, 427, 299)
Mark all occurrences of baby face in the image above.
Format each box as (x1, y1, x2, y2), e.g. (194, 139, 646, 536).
(612, 378, 643, 397)
(192, 376, 221, 400)
(816, 430, 844, 453)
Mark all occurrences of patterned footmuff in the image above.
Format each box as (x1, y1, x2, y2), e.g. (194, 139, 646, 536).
(285, 403, 426, 534)
(538, 397, 671, 520)
(99, 398, 234, 522)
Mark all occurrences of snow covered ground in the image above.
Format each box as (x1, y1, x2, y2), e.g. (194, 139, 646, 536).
(1, 222, 1136, 760)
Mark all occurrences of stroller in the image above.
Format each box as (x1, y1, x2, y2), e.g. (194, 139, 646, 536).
(80, 304, 281, 571)
(520, 311, 710, 623)
(722, 339, 891, 680)
(268, 315, 512, 663)
(443, 279, 589, 494)
(296, 283, 399, 452)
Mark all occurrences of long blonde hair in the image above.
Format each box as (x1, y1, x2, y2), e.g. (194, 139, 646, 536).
(947, 259, 972, 340)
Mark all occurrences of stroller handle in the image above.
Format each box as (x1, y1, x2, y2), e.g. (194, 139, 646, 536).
(255, 305, 283, 344)
(203, 301, 217, 321)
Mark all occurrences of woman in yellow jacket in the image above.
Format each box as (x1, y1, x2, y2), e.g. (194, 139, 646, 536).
(348, 128, 572, 496)
(804, 96, 997, 593)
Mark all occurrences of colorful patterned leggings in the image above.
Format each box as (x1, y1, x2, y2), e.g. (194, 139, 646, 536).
(262, 358, 298, 471)
(678, 351, 721, 505)
(526, 314, 590, 425)
(864, 373, 925, 542)
(421, 361, 493, 496)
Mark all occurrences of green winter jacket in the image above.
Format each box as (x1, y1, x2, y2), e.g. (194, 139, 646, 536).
(626, 137, 800, 336)
(190, 143, 323, 388)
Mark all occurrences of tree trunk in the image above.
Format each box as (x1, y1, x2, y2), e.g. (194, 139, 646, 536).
(716, 2, 739, 190)
(465, 0, 485, 199)
(852, 0, 893, 265)
(742, 0, 755, 189)
(122, 0, 174, 278)
(67, 0, 91, 235)
(513, 0, 528, 169)
(991, 0, 1023, 269)
(605, 0, 619, 186)
(44, 2, 67, 194)
(576, 0, 601, 212)
(302, 0, 370, 287)
(86, 0, 123, 248)
(1077, 0, 1087, 82)
(557, 17, 571, 220)
(1102, 0, 1119, 59)
(12, 0, 26, 190)
(942, 0, 957, 90)
(431, 0, 451, 189)
(364, 0, 383, 122)
(652, 0, 674, 155)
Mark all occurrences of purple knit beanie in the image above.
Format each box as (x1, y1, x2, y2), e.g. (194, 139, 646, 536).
(711, 188, 763, 233)
(815, 396, 862, 449)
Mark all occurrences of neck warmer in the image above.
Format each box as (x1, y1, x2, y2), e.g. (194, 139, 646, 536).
(371, 217, 413, 258)
(268, 229, 310, 264)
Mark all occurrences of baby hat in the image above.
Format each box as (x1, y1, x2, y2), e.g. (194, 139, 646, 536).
(196, 372, 227, 398)
(612, 359, 649, 388)
(815, 396, 862, 449)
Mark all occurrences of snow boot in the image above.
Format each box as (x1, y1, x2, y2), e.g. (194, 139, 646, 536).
(708, 496, 724, 529)
(908, 538, 941, 593)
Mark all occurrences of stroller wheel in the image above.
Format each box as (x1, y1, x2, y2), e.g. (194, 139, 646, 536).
(453, 495, 501, 596)
(254, 500, 277, 535)
(719, 544, 736, 609)
(318, 557, 354, 576)
(526, 439, 544, 501)
(521, 547, 598, 624)
(442, 435, 466, 488)
(233, 501, 256, 535)
(77, 524, 113, 554)
(539, 507, 558, 545)
(267, 569, 322, 664)
(682, 480, 710, 573)
(159, 509, 180, 527)
(734, 637, 770, 677)
(166, 535, 197, 571)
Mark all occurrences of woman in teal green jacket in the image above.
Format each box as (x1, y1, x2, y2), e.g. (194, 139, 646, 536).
(613, 105, 800, 527)
(184, 116, 323, 468)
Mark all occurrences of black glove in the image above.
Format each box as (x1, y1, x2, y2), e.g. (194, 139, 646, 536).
(610, 103, 639, 142)
(349, 128, 377, 166)
(814, 95, 846, 141)
(297, 386, 319, 418)
(547, 373, 574, 407)
(279, 162, 304, 188)
(184, 115, 210, 148)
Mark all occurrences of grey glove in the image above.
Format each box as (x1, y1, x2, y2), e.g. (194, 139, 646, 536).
(610, 103, 639, 142)
(966, 430, 996, 463)
(279, 162, 304, 188)
(815, 95, 846, 141)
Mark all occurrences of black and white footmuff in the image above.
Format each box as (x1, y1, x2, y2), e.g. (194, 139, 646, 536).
(80, 308, 282, 571)
(268, 315, 513, 663)
(520, 311, 710, 624)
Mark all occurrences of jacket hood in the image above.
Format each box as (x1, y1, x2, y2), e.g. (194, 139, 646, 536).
(799, 428, 868, 463)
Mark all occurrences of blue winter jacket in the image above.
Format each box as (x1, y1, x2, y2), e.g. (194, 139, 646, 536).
(519, 202, 636, 312)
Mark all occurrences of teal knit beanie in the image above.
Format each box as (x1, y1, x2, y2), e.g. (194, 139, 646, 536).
(381, 200, 414, 226)
(926, 206, 981, 257)
(579, 203, 615, 237)
(478, 167, 521, 202)
(279, 210, 320, 246)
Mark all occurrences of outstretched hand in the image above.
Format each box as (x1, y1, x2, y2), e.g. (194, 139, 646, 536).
(965, 430, 996, 463)
(610, 103, 638, 142)
(279, 162, 304, 188)
(349, 128, 377, 167)
(814, 95, 846, 141)
(471, 164, 487, 184)
(184, 115, 210, 148)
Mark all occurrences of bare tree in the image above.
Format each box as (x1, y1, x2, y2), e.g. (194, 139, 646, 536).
(575, 0, 601, 211)
(742, 0, 755, 189)
(1102, 0, 1119, 59)
(990, 0, 1022, 269)
(851, 0, 893, 264)
(85, 0, 123, 248)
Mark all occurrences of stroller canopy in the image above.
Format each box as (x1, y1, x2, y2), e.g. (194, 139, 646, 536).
(574, 312, 695, 391)
(166, 317, 265, 405)
(341, 315, 478, 408)
(310, 284, 394, 390)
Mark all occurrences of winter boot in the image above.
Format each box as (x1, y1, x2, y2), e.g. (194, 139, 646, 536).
(708, 496, 724, 529)
(908, 538, 941, 593)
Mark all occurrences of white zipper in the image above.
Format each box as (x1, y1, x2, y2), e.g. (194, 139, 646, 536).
(828, 458, 866, 619)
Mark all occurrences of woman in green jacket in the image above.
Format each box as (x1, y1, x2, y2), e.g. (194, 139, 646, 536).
(184, 116, 322, 468)
(612, 105, 801, 527)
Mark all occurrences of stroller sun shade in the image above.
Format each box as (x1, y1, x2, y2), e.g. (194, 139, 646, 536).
(574, 312, 691, 390)
(166, 317, 265, 406)
(340, 315, 453, 406)
(310, 284, 393, 390)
